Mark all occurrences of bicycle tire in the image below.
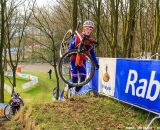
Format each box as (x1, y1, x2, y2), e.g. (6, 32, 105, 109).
(59, 49, 95, 87)
(4, 104, 12, 120)
(60, 29, 73, 57)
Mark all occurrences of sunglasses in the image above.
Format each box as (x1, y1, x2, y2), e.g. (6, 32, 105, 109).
(84, 27, 94, 30)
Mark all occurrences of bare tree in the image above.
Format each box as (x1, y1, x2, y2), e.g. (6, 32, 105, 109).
(30, 6, 60, 100)
(5, 0, 35, 94)
(110, 0, 120, 57)
(152, 0, 160, 54)
(93, 0, 101, 54)
(123, 0, 137, 58)
(72, 0, 78, 31)
(0, 0, 6, 102)
(51, 0, 160, 58)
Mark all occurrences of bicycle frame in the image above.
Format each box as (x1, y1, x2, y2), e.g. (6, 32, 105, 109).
(74, 31, 84, 66)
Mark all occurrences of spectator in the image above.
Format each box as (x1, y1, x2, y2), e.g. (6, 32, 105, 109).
(48, 69, 52, 79)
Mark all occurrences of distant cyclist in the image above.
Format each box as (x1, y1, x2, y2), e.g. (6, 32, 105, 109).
(9, 92, 24, 115)
(64, 20, 99, 99)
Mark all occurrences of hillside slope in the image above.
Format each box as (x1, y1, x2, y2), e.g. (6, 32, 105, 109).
(1, 71, 160, 130)
(2, 96, 160, 130)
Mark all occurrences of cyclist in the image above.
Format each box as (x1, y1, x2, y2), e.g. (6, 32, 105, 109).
(64, 20, 99, 99)
(9, 92, 24, 115)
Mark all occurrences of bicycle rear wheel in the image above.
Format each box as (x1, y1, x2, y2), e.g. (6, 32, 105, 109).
(4, 104, 12, 120)
(59, 49, 95, 87)
(60, 29, 73, 57)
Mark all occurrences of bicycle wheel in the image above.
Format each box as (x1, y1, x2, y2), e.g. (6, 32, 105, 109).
(4, 104, 12, 120)
(60, 29, 73, 57)
(59, 49, 95, 87)
(19, 98, 24, 108)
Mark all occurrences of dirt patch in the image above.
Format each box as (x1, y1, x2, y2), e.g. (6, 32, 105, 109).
(0, 119, 9, 130)
(0, 120, 4, 126)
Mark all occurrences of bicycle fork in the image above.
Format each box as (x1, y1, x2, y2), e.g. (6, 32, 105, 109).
(75, 54, 80, 66)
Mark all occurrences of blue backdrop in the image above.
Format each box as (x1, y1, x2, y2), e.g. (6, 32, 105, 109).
(114, 59, 160, 113)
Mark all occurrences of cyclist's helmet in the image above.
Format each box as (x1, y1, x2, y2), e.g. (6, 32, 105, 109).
(13, 92, 20, 98)
(83, 20, 95, 29)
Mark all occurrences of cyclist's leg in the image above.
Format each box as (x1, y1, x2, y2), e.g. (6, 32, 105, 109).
(76, 60, 86, 92)
(69, 59, 78, 89)
(64, 59, 78, 99)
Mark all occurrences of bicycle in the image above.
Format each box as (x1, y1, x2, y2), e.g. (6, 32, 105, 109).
(58, 29, 97, 87)
(8, 92, 24, 115)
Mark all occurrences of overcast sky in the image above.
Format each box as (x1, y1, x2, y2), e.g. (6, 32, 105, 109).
(36, 0, 48, 6)
(36, 0, 55, 7)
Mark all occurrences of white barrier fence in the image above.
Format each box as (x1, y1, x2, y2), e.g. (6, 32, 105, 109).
(5, 71, 38, 90)
(22, 78, 38, 89)
(16, 72, 38, 89)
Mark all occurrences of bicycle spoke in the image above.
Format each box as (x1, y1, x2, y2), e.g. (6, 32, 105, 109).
(60, 29, 73, 57)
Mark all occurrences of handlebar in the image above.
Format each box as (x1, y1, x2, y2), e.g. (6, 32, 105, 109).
(75, 31, 98, 53)
(75, 31, 98, 44)
(83, 34, 98, 45)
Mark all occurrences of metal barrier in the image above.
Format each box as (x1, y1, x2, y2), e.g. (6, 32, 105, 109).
(150, 53, 160, 59)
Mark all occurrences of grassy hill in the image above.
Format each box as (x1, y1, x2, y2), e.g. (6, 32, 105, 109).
(4, 71, 64, 103)
(1, 72, 160, 130)
(2, 96, 160, 130)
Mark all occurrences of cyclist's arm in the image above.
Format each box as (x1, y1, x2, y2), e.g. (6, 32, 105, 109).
(69, 35, 76, 50)
(90, 47, 98, 65)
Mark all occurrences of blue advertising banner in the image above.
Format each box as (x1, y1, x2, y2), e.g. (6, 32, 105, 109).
(115, 59, 160, 113)
(91, 59, 99, 93)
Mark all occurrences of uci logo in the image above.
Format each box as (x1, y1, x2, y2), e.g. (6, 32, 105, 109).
(125, 70, 160, 101)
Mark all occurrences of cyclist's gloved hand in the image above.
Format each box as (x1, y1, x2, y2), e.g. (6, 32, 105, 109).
(93, 41, 98, 45)
(83, 34, 89, 39)
(95, 64, 99, 70)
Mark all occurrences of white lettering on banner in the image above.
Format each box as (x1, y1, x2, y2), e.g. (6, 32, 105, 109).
(125, 70, 160, 101)
(125, 70, 137, 96)
(102, 84, 111, 91)
(146, 71, 160, 101)
(136, 79, 147, 98)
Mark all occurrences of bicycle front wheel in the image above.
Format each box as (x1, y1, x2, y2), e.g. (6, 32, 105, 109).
(58, 49, 95, 87)
(4, 104, 12, 120)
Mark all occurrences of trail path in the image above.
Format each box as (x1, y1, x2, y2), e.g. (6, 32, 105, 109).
(19, 63, 52, 72)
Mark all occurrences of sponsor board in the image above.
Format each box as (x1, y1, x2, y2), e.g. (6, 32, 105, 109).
(115, 59, 160, 113)
(98, 58, 116, 97)
(92, 58, 160, 113)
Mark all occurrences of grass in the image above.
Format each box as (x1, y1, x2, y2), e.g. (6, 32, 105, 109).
(4, 77, 29, 102)
(3, 96, 160, 130)
(2, 72, 160, 130)
(21, 71, 65, 103)
(4, 71, 65, 104)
